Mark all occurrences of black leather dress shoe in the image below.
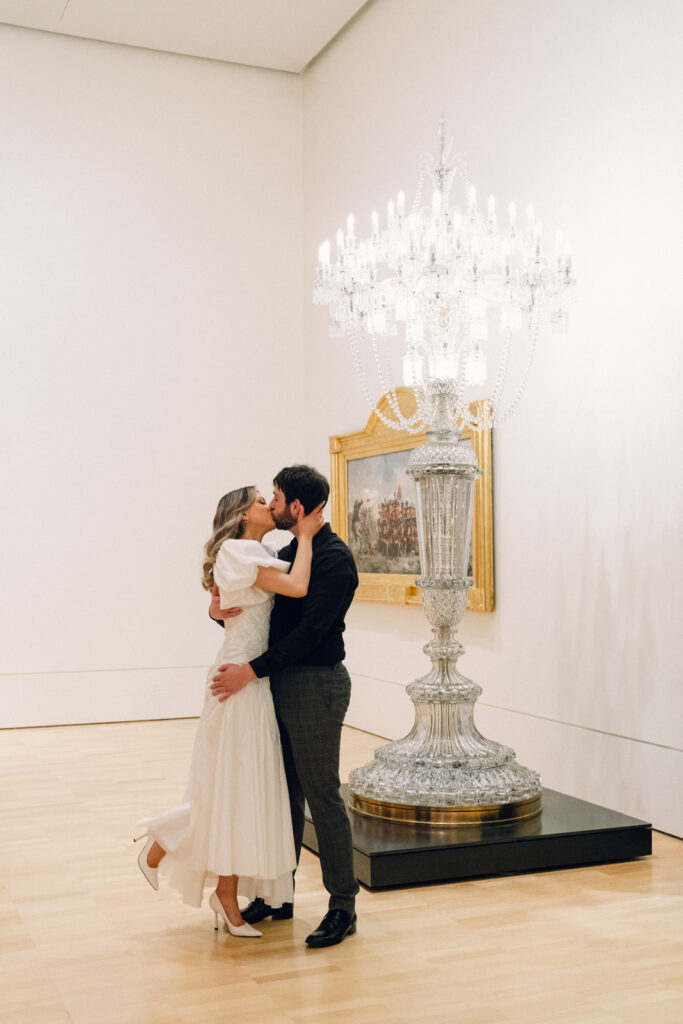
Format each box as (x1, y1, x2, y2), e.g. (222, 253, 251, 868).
(305, 909, 357, 947)
(241, 898, 293, 924)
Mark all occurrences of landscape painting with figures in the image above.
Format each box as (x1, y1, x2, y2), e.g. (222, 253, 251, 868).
(346, 449, 420, 574)
(346, 444, 474, 577)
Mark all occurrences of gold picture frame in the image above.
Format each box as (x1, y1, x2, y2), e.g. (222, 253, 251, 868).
(329, 389, 494, 612)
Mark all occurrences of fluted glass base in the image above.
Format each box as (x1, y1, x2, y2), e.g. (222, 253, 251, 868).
(348, 688, 541, 824)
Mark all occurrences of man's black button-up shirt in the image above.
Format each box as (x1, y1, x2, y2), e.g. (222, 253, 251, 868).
(249, 524, 358, 679)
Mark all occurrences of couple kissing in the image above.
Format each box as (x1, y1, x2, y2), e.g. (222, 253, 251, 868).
(136, 464, 359, 948)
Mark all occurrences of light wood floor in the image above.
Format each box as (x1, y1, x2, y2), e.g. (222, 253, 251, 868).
(0, 719, 681, 1024)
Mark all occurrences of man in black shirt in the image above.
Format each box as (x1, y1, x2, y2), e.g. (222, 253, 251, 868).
(209, 465, 359, 947)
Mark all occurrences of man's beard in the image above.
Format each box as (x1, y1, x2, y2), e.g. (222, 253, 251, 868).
(272, 507, 296, 529)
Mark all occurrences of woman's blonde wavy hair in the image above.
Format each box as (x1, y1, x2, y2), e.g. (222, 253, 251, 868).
(201, 486, 257, 591)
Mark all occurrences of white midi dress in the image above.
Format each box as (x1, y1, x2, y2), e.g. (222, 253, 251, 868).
(138, 539, 297, 909)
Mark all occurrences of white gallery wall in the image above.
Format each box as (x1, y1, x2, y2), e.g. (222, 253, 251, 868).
(0, 26, 304, 726)
(1, 2, 681, 838)
(302, 0, 683, 836)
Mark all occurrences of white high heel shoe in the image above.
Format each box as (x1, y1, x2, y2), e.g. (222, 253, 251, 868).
(134, 834, 159, 891)
(209, 892, 261, 938)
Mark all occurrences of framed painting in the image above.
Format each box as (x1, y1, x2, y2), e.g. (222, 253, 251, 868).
(329, 388, 494, 611)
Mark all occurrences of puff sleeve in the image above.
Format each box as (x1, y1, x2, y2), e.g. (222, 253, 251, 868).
(213, 539, 290, 606)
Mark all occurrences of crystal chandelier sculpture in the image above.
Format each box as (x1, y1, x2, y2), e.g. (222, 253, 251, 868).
(314, 122, 574, 824)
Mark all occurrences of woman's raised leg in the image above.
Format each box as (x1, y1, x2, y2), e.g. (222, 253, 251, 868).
(146, 841, 166, 868)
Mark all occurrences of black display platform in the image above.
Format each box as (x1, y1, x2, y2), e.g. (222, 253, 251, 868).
(303, 785, 652, 889)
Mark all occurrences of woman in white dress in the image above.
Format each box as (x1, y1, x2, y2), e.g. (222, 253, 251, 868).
(135, 486, 323, 937)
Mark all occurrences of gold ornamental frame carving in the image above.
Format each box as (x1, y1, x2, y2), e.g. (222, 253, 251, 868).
(329, 389, 494, 612)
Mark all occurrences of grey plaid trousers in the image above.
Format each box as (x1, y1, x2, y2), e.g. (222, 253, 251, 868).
(269, 662, 359, 914)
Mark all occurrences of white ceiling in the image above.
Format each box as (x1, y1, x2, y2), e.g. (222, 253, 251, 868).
(0, 0, 369, 73)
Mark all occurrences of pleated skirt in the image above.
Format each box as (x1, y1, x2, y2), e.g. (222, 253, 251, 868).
(138, 667, 296, 909)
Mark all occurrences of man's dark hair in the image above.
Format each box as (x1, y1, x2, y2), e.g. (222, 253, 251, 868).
(273, 465, 330, 513)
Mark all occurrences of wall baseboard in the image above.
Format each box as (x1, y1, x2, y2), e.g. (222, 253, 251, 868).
(5, 666, 680, 838)
(0, 666, 207, 728)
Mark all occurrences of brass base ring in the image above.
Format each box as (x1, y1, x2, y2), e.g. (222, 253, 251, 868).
(349, 792, 542, 826)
